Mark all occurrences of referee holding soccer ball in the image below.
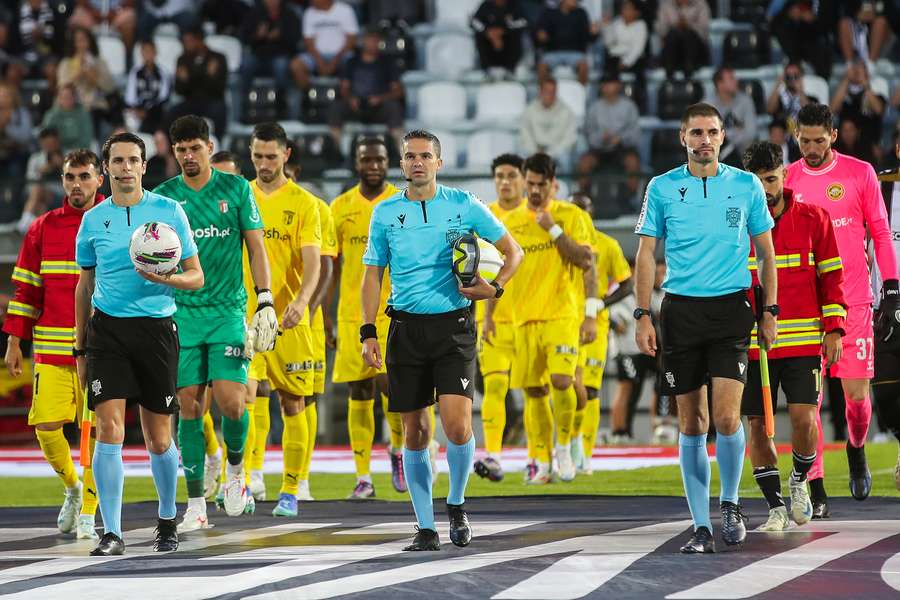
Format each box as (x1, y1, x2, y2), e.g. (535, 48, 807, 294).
(361, 130, 523, 551)
(74, 132, 203, 556)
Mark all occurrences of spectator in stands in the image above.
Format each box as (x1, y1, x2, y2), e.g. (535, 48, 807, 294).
(201, 0, 251, 36)
(600, 0, 647, 80)
(19, 126, 63, 233)
(67, 0, 138, 60)
(0, 16, 28, 87)
(603, 148, 646, 217)
(143, 129, 179, 189)
(327, 27, 404, 153)
(471, 0, 528, 78)
(837, 0, 898, 65)
(19, 0, 63, 81)
(768, 118, 801, 164)
(766, 62, 818, 130)
(654, 0, 710, 79)
(137, 0, 199, 42)
(124, 39, 171, 134)
(166, 26, 228, 137)
(0, 83, 33, 184)
(535, 0, 598, 86)
(239, 0, 301, 118)
(835, 116, 877, 167)
(57, 26, 120, 137)
(290, 0, 359, 90)
(705, 66, 757, 167)
(520, 77, 577, 172)
(768, 0, 837, 79)
(211, 150, 242, 176)
(578, 72, 640, 185)
(830, 59, 885, 162)
(40, 84, 93, 153)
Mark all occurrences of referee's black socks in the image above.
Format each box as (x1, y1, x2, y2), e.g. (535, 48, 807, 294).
(753, 466, 784, 509)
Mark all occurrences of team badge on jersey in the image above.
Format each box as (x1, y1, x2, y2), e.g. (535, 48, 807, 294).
(827, 183, 845, 201)
(283, 211, 294, 225)
(219, 200, 229, 214)
(725, 207, 741, 228)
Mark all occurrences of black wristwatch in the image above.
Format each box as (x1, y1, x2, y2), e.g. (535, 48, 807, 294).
(633, 307, 651, 320)
(72, 347, 86, 358)
(490, 281, 504, 298)
(762, 304, 780, 317)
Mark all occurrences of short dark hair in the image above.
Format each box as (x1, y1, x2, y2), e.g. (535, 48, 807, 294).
(522, 152, 556, 180)
(491, 153, 523, 175)
(211, 150, 240, 165)
(38, 126, 58, 139)
(251, 122, 289, 147)
(102, 132, 145, 163)
(355, 136, 388, 157)
(742, 141, 783, 173)
(712, 66, 732, 85)
(570, 191, 592, 211)
(170, 115, 210, 144)
(403, 129, 441, 158)
(681, 102, 723, 126)
(63, 148, 101, 171)
(768, 118, 788, 131)
(797, 103, 834, 131)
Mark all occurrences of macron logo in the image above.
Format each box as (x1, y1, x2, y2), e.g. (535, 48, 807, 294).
(460, 378, 470, 390)
(165, 395, 174, 407)
(738, 363, 746, 375)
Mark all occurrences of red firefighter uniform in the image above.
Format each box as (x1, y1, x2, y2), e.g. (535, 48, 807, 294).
(748, 188, 847, 359)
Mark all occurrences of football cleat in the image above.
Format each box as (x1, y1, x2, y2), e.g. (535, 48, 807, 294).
(297, 480, 314, 502)
(153, 518, 178, 552)
(556, 444, 576, 482)
(90, 532, 125, 556)
(788, 478, 813, 525)
(403, 527, 440, 551)
(223, 471, 248, 517)
(249, 470, 266, 502)
(244, 495, 256, 514)
(447, 503, 472, 547)
(812, 499, 830, 519)
(755, 506, 790, 532)
(178, 500, 212, 533)
(389, 449, 407, 493)
(272, 492, 298, 517)
(58, 481, 83, 534)
(75, 514, 99, 540)
(473, 456, 504, 482)
(214, 484, 225, 511)
(680, 526, 715, 554)
(847, 443, 872, 501)
(203, 449, 222, 500)
(720, 502, 748, 546)
(523, 460, 538, 483)
(348, 480, 375, 499)
(526, 462, 552, 485)
(571, 436, 585, 472)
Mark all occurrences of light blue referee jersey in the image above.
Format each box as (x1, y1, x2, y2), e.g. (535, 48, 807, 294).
(635, 163, 773, 297)
(75, 190, 198, 318)
(363, 184, 506, 314)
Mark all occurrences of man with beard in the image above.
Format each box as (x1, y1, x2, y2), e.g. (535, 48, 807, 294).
(741, 141, 846, 531)
(154, 115, 276, 531)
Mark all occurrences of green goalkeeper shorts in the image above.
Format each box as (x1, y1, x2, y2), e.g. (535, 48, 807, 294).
(175, 307, 249, 387)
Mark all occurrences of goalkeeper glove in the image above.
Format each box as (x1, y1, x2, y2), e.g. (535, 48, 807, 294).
(876, 279, 900, 346)
(251, 288, 278, 352)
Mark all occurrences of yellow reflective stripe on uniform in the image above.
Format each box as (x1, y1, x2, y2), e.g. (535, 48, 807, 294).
(12, 267, 42, 287)
(39, 261, 79, 275)
(822, 304, 847, 318)
(34, 327, 75, 341)
(748, 254, 802, 271)
(751, 318, 821, 335)
(32, 339, 72, 349)
(32, 343, 75, 356)
(8, 300, 38, 319)
(816, 257, 842, 274)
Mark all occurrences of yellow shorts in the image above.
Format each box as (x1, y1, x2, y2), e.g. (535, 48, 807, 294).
(311, 308, 327, 395)
(511, 318, 580, 389)
(29, 363, 81, 426)
(578, 319, 610, 390)
(248, 323, 315, 398)
(478, 321, 516, 376)
(332, 317, 389, 383)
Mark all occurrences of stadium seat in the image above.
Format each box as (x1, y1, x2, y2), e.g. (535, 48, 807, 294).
(137, 132, 156, 160)
(802, 75, 830, 107)
(730, 0, 768, 23)
(621, 79, 648, 115)
(293, 133, 342, 177)
(871, 76, 891, 100)
(461, 178, 498, 203)
(430, 130, 459, 169)
(557, 79, 587, 121)
(301, 81, 339, 124)
(650, 129, 686, 173)
(0, 181, 22, 224)
(206, 35, 243, 73)
(133, 36, 183, 75)
(379, 23, 415, 73)
(98, 35, 127, 78)
(656, 80, 704, 121)
(474, 81, 527, 124)
(722, 31, 770, 70)
(425, 34, 475, 78)
(738, 78, 766, 114)
(466, 130, 516, 170)
(23, 87, 53, 124)
(241, 85, 279, 125)
(417, 81, 466, 124)
(435, 0, 481, 29)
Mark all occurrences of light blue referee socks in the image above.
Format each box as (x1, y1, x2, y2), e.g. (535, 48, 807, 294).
(149, 442, 179, 520)
(446, 436, 475, 506)
(93, 441, 124, 538)
(403, 447, 435, 531)
(679, 433, 711, 531)
(716, 426, 746, 505)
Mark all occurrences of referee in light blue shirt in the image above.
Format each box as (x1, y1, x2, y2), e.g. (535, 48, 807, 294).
(633, 104, 778, 554)
(73, 132, 203, 557)
(361, 130, 523, 552)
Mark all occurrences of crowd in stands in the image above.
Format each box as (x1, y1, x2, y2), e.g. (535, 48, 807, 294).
(0, 0, 899, 230)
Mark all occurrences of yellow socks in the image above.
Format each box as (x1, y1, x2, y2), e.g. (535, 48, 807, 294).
(36, 428, 78, 488)
(243, 403, 256, 486)
(581, 398, 601, 459)
(280, 411, 308, 495)
(573, 407, 585, 441)
(381, 395, 404, 451)
(299, 402, 317, 481)
(527, 394, 554, 464)
(203, 410, 220, 457)
(251, 394, 270, 472)
(481, 373, 509, 455)
(551, 385, 577, 446)
(348, 399, 375, 478)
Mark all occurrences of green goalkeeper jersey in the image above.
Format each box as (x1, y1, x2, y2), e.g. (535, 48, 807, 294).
(153, 169, 263, 317)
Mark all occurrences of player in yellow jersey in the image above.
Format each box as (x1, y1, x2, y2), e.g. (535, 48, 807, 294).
(245, 122, 321, 518)
(474, 154, 525, 483)
(570, 192, 633, 473)
(330, 138, 410, 498)
(498, 153, 594, 484)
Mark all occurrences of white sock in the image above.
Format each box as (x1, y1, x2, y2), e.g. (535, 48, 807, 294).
(226, 462, 242, 478)
(358, 474, 373, 484)
(187, 496, 206, 511)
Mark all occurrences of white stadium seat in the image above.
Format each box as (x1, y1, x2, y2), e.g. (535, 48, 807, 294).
(425, 34, 475, 78)
(417, 81, 467, 124)
(802, 74, 829, 106)
(98, 35, 126, 78)
(133, 36, 183, 76)
(556, 79, 587, 121)
(461, 178, 498, 203)
(137, 132, 156, 160)
(871, 76, 890, 100)
(435, 0, 481, 28)
(431, 130, 459, 169)
(475, 81, 527, 124)
(205, 35, 242, 72)
(466, 130, 516, 170)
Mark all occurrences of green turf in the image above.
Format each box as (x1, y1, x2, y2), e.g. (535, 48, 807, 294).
(1, 442, 897, 508)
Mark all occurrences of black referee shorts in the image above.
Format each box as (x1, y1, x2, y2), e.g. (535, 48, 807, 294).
(741, 355, 821, 417)
(385, 306, 477, 413)
(658, 291, 755, 395)
(86, 310, 180, 414)
(874, 334, 900, 383)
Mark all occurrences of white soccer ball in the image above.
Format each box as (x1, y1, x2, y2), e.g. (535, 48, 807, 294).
(129, 222, 182, 275)
(452, 235, 504, 286)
